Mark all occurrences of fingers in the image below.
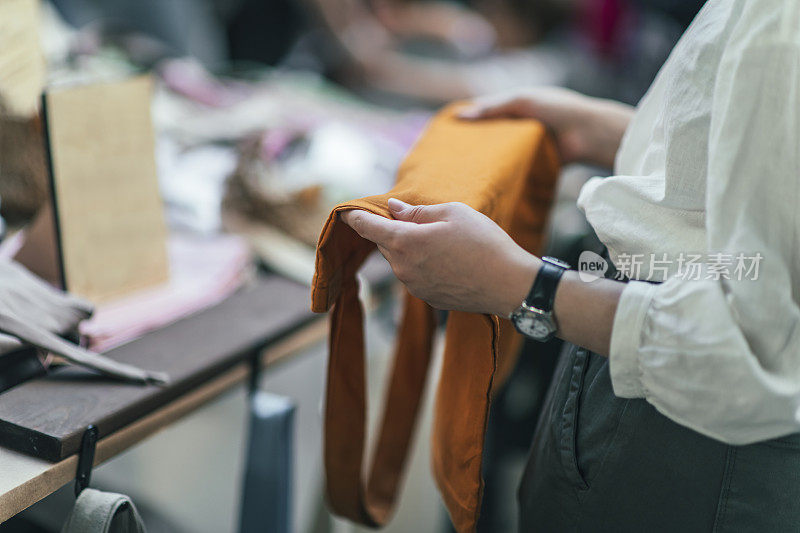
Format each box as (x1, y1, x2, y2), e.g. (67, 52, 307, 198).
(340, 209, 403, 246)
(388, 198, 455, 223)
(458, 93, 530, 120)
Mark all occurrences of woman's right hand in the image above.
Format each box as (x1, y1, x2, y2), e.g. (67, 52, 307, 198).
(458, 87, 635, 169)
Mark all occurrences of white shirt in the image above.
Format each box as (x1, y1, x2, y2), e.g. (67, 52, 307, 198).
(577, 0, 800, 445)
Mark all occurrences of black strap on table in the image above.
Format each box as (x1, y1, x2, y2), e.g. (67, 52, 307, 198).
(74, 425, 98, 497)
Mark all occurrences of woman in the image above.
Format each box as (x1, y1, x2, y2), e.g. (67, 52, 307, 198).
(342, 0, 800, 530)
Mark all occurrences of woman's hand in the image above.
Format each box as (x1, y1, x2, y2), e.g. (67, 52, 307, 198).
(342, 198, 625, 355)
(458, 87, 635, 169)
(341, 199, 540, 317)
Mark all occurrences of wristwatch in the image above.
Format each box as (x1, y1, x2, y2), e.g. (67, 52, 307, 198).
(509, 256, 571, 342)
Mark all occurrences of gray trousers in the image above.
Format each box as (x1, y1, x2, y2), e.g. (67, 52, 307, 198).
(518, 343, 800, 532)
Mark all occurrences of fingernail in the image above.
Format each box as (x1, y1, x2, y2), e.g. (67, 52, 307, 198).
(457, 107, 479, 119)
(388, 198, 410, 211)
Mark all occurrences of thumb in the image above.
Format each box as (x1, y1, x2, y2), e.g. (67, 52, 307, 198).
(388, 198, 450, 223)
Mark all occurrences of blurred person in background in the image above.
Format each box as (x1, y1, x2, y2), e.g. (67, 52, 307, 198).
(308, 0, 705, 105)
(50, 0, 702, 106)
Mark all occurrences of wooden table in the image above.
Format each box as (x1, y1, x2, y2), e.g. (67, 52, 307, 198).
(0, 274, 330, 522)
(0, 252, 393, 523)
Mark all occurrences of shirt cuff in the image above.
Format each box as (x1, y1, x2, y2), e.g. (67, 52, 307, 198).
(609, 280, 658, 398)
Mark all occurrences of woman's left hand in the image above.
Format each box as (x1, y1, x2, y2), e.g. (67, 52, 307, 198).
(340, 198, 540, 316)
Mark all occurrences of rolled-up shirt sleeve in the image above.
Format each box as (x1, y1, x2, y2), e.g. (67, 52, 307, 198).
(608, 17, 800, 445)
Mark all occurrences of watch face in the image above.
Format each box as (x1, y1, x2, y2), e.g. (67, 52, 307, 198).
(511, 306, 556, 341)
(531, 320, 553, 338)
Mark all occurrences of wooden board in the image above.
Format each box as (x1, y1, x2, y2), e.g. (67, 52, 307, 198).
(0, 275, 316, 462)
(0, 313, 329, 524)
(43, 75, 169, 302)
(0, 0, 45, 117)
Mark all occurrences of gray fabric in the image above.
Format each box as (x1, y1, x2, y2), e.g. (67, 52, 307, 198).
(0, 259, 92, 355)
(61, 488, 146, 533)
(518, 343, 800, 532)
(0, 259, 167, 384)
(239, 391, 294, 533)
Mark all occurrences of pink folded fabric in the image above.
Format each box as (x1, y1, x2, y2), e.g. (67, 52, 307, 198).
(80, 233, 252, 351)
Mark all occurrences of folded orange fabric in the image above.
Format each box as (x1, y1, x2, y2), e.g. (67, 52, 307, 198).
(311, 103, 560, 532)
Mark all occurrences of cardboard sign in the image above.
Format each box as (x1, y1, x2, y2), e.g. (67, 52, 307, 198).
(42, 75, 169, 302)
(0, 0, 46, 117)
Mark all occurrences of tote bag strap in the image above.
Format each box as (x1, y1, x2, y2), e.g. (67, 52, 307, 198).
(324, 279, 436, 525)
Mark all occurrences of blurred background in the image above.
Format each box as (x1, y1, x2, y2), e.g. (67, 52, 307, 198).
(0, 0, 704, 531)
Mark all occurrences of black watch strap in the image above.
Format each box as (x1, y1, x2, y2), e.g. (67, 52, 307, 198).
(524, 258, 568, 312)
